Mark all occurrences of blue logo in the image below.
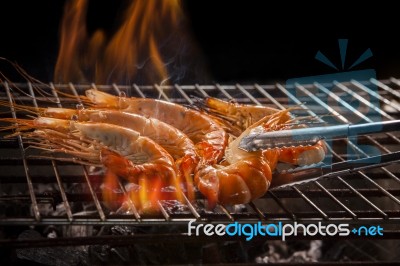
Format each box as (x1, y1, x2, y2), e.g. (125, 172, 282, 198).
(188, 221, 384, 241)
(351, 225, 383, 236)
(286, 39, 382, 163)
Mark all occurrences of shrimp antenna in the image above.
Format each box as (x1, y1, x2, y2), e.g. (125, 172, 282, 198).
(0, 58, 93, 106)
(0, 58, 57, 102)
(0, 100, 43, 116)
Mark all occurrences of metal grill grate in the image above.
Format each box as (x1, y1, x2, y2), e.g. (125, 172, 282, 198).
(0, 80, 400, 239)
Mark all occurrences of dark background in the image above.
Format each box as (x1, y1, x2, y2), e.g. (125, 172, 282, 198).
(0, 1, 399, 84)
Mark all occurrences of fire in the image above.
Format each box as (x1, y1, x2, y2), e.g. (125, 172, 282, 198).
(56, 0, 190, 213)
(54, 0, 182, 84)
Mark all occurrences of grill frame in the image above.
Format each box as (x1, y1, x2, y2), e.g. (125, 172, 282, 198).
(0, 80, 400, 242)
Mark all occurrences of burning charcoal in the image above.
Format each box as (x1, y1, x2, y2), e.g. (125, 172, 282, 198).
(87, 226, 135, 264)
(255, 242, 282, 263)
(233, 204, 248, 213)
(89, 245, 111, 264)
(255, 240, 323, 263)
(111, 225, 132, 236)
(255, 256, 270, 263)
(160, 200, 191, 214)
(110, 247, 130, 263)
(307, 240, 323, 261)
(16, 230, 88, 265)
(224, 204, 248, 213)
(284, 240, 322, 263)
(43, 226, 59, 239)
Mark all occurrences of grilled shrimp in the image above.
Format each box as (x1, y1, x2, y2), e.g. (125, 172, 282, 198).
(195, 97, 289, 135)
(44, 108, 198, 200)
(195, 108, 328, 207)
(194, 112, 285, 207)
(197, 97, 326, 166)
(84, 89, 227, 165)
(226, 108, 327, 166)
(1, 103, 199, 200)
(13, 118, 183, 212)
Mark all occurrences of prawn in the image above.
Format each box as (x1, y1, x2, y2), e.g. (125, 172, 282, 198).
(194, 97, 288, 135)
(83, 89, 228, 165)
(10, 118, 183, 213)
(197, 97, 326, 166)
(0, 104, 199, 200)
(77, 110, 199, 200)
(194, 111, 286, 207)
(195, 108, 327, 207)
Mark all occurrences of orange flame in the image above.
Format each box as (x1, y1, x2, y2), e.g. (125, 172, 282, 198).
(102, 170, 125, 208)
(56, 0, 195, 214)
(100, 148, 185, 214)
(125, 177, 174, 214)
(55, 0, 183, 84)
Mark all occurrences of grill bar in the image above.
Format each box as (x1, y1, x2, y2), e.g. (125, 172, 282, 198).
(388, 78, 400, 96)
(154, 84, 171, 101)
(118, 182, 141, 220)
(352, 80, 400, 112)
(4, 81, 41, 221)
(175, 84, 193, 104)
(248, 201, 266, 220)
(318, 82, 400, 145)
(296, 83, 400, 173)
(315, 82, 370, 122)
(216, 84, 235, 100)
(255, 83, 285, 108)
(0, 80, 399, 230)
(274, 83, 392, 217)
(297, 83, 400, 207)
(51, 83, 107, 221)
(335, 81, 396, 120)
(292, 186, 329, 220)
(29, 82, 74, 222)
(314, 181, 358, 219)
(280, 85, 392, 217)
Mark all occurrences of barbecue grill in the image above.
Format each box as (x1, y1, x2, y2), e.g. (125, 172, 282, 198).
(1, 79, 400, 264)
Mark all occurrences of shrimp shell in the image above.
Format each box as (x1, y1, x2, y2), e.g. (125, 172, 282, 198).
(85, 89, 227, 164)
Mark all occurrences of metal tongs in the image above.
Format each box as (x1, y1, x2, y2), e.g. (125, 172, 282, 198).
(239, 120, 400, 152)
(238, 120, 400, 188)
(270, 151, 400, 188)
